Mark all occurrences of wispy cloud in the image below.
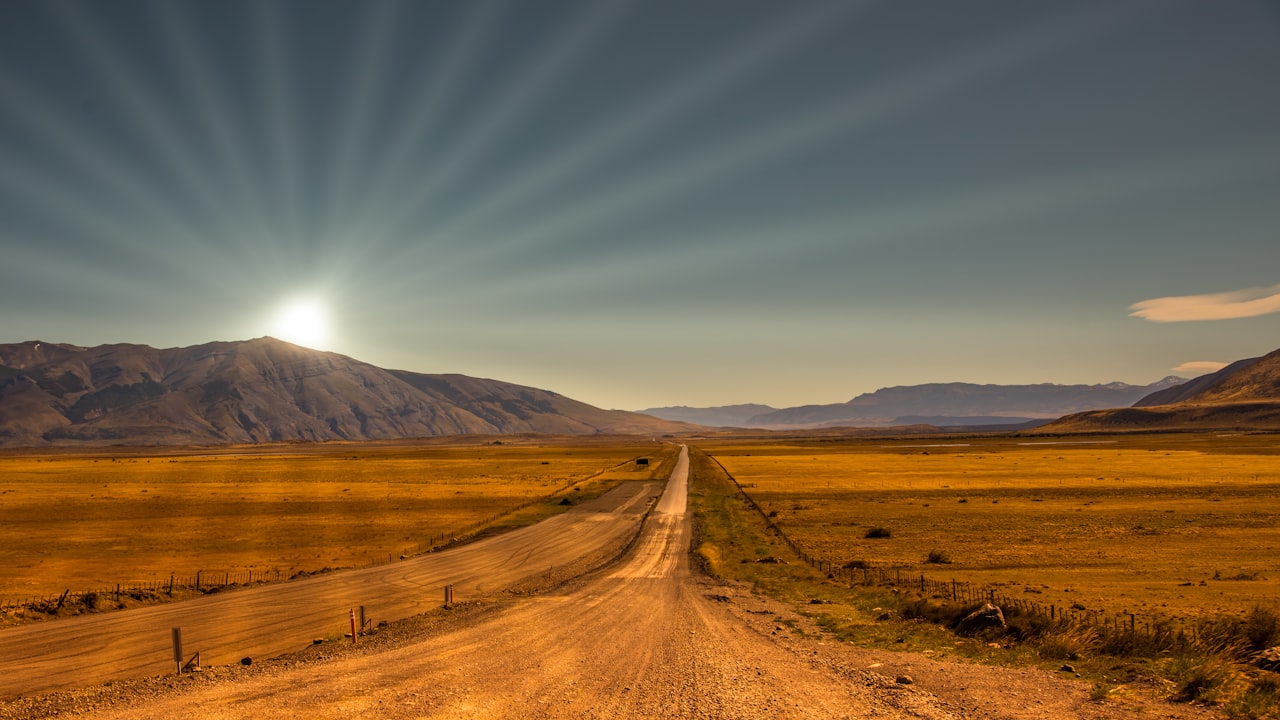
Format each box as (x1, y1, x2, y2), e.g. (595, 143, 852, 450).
(1172, 360, 1228, 375)
(1130, 284, 1280, 322)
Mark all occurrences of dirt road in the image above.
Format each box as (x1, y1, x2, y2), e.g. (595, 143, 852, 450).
(4, 446, 1220, 719)
(0, 478, 662, 699)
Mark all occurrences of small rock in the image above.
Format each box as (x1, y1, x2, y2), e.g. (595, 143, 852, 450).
(1060, 664, 1076, 673)
(312, 639, 324, 645)
(895, 675, 914, 685)
(876, 611, 895, 621)
(955, 602, 1006, 636)
(1255, 646, 1280, 673)
(240, 657, 253, 666)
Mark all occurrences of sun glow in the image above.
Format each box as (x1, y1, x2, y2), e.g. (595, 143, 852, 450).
(273, 297, 330, 349)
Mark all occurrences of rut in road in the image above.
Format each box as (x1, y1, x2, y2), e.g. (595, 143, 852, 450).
(60, 445, 968, 720)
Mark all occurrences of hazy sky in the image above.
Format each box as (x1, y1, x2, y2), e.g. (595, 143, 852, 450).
(2, 0, 1278, 411)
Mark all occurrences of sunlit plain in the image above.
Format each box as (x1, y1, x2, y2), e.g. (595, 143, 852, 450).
(0, 440, 672, 605)
(702, 434, 1280, 621)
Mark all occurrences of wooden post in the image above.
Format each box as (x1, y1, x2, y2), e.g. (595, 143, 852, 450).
(172, 627, 183, 675)
(444, 584, 454, 606)
(350, 609, 358, 645)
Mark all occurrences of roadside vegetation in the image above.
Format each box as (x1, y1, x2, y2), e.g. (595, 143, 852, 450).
(687, 441, 1280, 719)
(0, 439, 675, 623)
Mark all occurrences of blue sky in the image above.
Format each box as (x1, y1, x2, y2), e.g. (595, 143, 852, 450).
(2, 0, 1278, 410)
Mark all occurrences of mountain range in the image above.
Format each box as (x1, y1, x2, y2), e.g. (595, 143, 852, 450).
(641, 378, 1186, 429)
(4, 337, 1278, 447)
(0, 338, 689, 447)
(1041, 348, 1280, 432)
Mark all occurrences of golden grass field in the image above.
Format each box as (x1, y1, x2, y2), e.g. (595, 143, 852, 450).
(700, 433, 1280, 623)
(0, 438, 675, 603)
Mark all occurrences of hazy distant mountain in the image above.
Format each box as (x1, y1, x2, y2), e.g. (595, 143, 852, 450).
(637, 404, 776, 428)
(737, 378, 1186, 429)
(0, 338, 690, 447)
(1041, 348, 1280, 432)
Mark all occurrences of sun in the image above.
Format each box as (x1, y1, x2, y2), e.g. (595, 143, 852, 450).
(273, 297, 330, 349)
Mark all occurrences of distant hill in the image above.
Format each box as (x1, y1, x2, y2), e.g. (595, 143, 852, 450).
(0, 338, 690, 447)
(637, 404, 776, 428)
(701, 379, 1185, 429)
(1041, 348, 1280, 433)
(1132, 357, 1262, 407)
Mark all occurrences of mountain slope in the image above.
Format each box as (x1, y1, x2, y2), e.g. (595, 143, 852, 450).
(0, 338, 689, 447)
(1132, 357, 1263, 407)
(738, 379, 1184, 429)
(1040, 348, 1280, 432)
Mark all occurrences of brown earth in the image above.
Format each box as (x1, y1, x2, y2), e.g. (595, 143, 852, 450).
(0, 447, 1222, 720)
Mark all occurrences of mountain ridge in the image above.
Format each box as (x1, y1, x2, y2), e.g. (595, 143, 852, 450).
(0, 338, 690, 447)
(1038, 348, 1280, 432)
(641, 378, 1185, 429)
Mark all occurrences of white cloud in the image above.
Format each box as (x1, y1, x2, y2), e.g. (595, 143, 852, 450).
(1172, 360, 1228, 376)
(1130, 284, 1280, 322)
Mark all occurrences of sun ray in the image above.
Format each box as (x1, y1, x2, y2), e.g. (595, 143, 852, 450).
(0, 68, 255, 273)
(443, 136, 1280, 316)
(319, 0, 406, 234)
(48, 2, 256, 251)
(348, 0, 634, 252)
(250, 0, 303, 246)
(151, 0, 273, 256)
(0, 151, 244, 289)
(424, 0, 871, 247)
(334, 0, 501, 250)
(410, 0, 1163, 276)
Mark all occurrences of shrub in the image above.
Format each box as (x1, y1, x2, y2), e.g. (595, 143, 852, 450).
(865, 527, 891, 539)
(1035, 623, 1099, 661)
(924, 549, 951, 564)
(1170, 655, 1246, 704)
(1242, 605, 1280, 653)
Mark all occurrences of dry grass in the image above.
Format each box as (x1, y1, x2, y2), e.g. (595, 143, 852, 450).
(701, 433, 1280, 622)
(688, 439, 1280, 718)
(0, 439, 674, 603)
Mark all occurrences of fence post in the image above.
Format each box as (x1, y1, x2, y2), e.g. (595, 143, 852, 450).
(350, 609, 358, 645)
(172, 627, 183, 675)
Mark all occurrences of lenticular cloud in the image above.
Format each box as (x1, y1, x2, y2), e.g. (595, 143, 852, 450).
(1172, 360, 1229, 375)
(1130, 284, 1280, 322)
